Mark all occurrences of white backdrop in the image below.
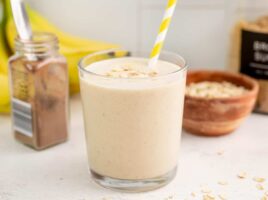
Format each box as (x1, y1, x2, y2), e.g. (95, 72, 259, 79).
(26, 0, 227, 69)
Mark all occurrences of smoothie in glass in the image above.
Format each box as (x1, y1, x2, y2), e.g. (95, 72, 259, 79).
(79, 50, 187, 192)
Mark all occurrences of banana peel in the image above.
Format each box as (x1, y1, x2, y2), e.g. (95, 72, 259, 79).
(0, 0, 9, 75)
(5, 1, 119, 94)
(0, 30, 9, 75)
(0, 0, 10, 113)
(0, 74, 10, 113)
(65, 50, 93, 93)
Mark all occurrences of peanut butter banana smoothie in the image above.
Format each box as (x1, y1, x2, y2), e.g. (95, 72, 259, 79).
(78, 50, 187, 192)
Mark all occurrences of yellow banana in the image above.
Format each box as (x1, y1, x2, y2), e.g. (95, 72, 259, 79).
(0, 0, 9, 75)
(5, 3, 119, 94)
(0, 26, 9, 74)
(0, 0, 11, 113)
(0, 41, 10, 113)
(0, 73, 10, 113)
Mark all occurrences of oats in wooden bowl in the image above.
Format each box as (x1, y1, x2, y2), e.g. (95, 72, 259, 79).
(183, 70, 259, 136)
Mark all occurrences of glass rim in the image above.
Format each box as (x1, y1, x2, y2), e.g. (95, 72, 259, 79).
(78, 48, 188, 80)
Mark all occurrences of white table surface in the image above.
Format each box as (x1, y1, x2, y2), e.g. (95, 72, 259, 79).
(0, 95, 268, 200)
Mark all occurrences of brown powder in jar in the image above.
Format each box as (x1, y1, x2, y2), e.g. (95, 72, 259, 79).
(229, 16, 268, 113)
(10, 56, 69, 149)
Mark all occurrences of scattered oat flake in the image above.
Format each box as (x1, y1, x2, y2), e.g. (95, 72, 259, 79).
(261, 196, 268, 200)
(203, 194, 215, 200)
(148, 71, 158, 77)
(218, 180, 228, 185)
(165, 195, 174, 200)
(208, 194, 215, 198)
(237, 172, 247, 179)
(217, 150, 225, 155)
(105, 72, 112, 77)
(218, 194, 227, 200)
(191, 192, 196, 197)
(253, 177, 266, 183)
(201, 187, 212, 193)
(265, 191, 268, 196)
(257, 184, 265, 190)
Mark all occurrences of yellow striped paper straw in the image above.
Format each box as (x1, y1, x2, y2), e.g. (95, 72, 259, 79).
(149, 0, 178, 68)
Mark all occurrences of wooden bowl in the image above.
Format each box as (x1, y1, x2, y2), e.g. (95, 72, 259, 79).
(183, 70, 259, 136)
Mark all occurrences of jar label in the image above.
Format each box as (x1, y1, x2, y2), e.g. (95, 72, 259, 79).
(240, 30, 268, 80)
(12, 98, 33, 137)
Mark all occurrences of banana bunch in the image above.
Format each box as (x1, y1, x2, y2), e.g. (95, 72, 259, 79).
(0, 0, 120, 114)
(4, 0, 119, 93)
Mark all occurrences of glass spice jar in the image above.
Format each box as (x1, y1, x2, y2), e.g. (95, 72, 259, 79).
(227, 0, 268, 114)
(8, 32, 69, 150)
